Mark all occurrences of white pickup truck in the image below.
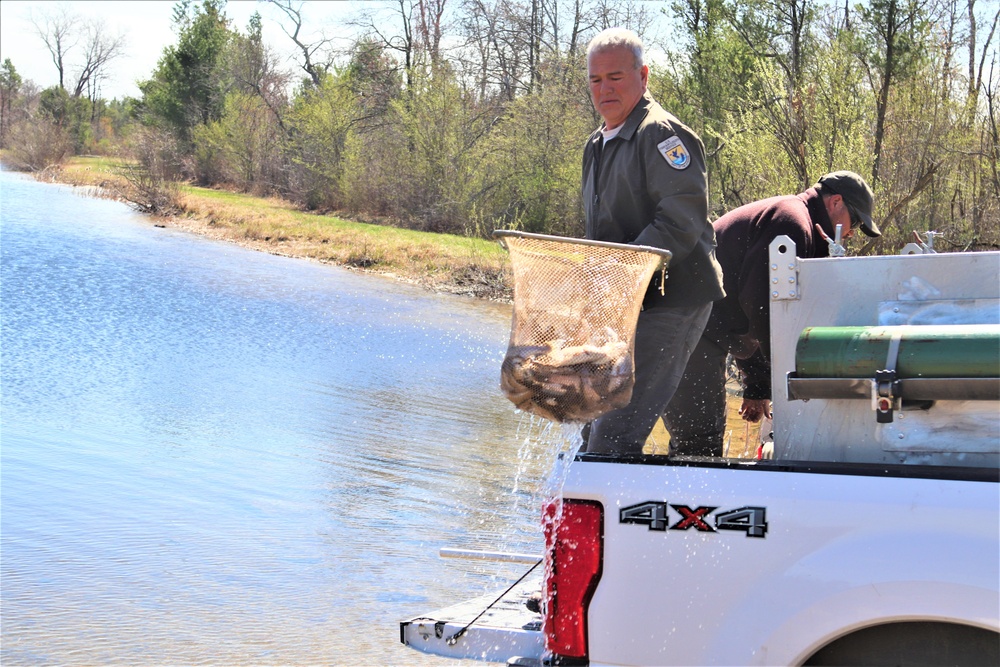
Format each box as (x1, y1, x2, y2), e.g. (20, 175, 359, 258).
(400, 240, 1000, 666)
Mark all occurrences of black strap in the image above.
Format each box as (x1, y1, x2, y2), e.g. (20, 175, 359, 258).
(444, 558, 543, 646)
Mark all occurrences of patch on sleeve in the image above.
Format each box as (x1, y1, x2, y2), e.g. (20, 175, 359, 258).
(657, 136, 691, 170)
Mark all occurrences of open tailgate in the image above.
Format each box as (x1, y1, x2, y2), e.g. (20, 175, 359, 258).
(400, 578, 544, 664)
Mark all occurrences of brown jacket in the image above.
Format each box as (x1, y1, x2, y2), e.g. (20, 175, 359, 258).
(705, 187, 837, 399)
(582, 93, 724, 308)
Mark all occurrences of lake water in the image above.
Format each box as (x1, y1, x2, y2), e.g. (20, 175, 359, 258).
(0, 171, 565, 665)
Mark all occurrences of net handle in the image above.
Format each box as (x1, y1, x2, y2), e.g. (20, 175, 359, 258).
(493, 230, 672, 268)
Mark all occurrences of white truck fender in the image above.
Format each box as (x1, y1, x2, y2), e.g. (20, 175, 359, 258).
(707, 531, 999, 665)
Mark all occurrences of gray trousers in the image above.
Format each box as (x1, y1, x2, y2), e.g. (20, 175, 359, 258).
(584, 303, 712, 456)
(661, 335, 728, 457)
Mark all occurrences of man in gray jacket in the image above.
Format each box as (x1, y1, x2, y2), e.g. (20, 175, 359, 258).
(582, 27, 724, 455)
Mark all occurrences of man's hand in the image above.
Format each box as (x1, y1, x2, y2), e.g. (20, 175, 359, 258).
(739, 398, 771, 423)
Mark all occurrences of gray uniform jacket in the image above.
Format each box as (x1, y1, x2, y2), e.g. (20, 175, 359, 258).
(582, 93, 724, 309)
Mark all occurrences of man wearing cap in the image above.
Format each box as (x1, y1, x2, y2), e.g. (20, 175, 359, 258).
(661, 171, 880, 456)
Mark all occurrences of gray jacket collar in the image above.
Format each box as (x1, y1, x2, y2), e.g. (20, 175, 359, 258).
(592, 92, 656, 145)
(610, 93, 654, 141)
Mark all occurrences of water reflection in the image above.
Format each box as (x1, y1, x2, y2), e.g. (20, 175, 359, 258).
(0, 172, 562, 665)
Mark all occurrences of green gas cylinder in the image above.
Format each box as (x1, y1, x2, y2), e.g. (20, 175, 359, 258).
(794, 324, 1000, 379)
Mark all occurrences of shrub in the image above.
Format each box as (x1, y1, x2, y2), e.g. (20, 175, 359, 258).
(3, 118, 71, 171)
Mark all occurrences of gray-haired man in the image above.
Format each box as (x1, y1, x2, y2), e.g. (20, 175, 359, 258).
(581, 27, 725, 455)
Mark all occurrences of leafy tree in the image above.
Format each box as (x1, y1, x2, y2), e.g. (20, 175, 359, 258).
(282, 37, 405, 212)
(138, 0, 233, 144)
(284, 72, 361, 209)
(38, 86, 71, 126)
(465, 57, 592, 235)
(0, 58, 23, 146)
(192, 91, 285, 191)
(658, 0, 762, 210)
(723, 0, 819, 189)
(378, 67, 481, 231)
(342, 37, 405, 128)
(339, 66, 494, 232)
(16, 0, 988, 252)
(854, 0, 930, 188)
(804, 20, 869, 178)
(224, 12, 291, 132)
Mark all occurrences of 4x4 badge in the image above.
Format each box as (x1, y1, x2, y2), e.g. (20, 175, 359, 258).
(620, 501, 768, 538)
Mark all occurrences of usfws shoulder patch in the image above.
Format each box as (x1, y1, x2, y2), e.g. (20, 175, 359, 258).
(657, 136, 690, 170)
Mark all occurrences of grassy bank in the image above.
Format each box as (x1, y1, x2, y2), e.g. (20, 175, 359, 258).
(42, 156, 513, 302)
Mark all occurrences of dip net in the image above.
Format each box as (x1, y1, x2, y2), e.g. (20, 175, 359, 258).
(495, 231, 671, 423)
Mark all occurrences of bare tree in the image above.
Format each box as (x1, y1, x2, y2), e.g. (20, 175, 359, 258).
(591, 0, 656, 33)
(456, 0, 553, 99)
(227, 13, 291, 132)
(71, 19, 126, 102)
(561, 0, 595, 68)
(29, 5, 79, 90)
(264, 0, 336, 86)
(30, 7, 125, 102)
(967, 0, 1000, 106)
(459, 0, 521, 100)
(417, 0, 449, 67)
(352, 0, 420, 90)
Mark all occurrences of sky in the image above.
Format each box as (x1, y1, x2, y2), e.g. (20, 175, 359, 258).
(0, 1, 368, 100)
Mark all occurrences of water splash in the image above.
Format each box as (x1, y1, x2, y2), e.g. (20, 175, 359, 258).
(541, 423, 586, 500)
(451, 412, 590, 597)
(506, 416, 586, 523)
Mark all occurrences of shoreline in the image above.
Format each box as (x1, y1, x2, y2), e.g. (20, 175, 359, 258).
(23, 157, 514, 304)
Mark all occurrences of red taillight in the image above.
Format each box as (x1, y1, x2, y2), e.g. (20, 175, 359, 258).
(542, 498, 603, 661)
